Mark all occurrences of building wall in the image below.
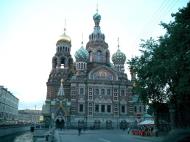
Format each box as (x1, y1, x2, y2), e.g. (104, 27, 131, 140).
(0, 86, 19, 121)
(17, 109, 42, 123)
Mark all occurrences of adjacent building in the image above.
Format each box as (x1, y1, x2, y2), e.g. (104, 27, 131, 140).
(17, 109, 42, 123)
(42, 10, 146, 128)
(0, 86, 19, 122)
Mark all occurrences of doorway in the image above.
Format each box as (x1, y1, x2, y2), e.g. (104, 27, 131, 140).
(56, 118, 65, 129)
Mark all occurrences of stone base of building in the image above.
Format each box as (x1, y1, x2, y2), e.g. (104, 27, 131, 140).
(45, 115, 137, 129)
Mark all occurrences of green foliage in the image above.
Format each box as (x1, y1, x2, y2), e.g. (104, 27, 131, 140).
(128, 2, 190, 105)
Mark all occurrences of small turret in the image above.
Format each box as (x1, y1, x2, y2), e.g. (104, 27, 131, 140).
(112, 38, 126, 72)
(75, 40, 89, 75)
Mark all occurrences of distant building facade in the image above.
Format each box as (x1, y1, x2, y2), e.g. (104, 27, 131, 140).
(42, 10, 146, 128)
(0, 86, 19, 121)
(17, 109, 42, 123)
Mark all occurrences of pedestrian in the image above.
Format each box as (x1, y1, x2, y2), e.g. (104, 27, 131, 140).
(127, 127, 130, 134)
(78, 127, 82, 136)
(45, 135, 49, 141)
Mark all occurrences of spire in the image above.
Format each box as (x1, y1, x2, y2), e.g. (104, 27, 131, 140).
(57, 79, 64, 96)
(93, 1, 101, 27)
(64, 18, 67, 34)
(96, 0, 99, 13)
(117, 37, 120, 50)
(57, 18, 71, 43)
(81, 33, 84, 46)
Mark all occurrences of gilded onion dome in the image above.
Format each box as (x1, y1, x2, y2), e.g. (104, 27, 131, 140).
(57, 32, 71, 43)
(75, 42, 89, 62)
(112, 49, 126, 64)
(56, 25, 71, 45)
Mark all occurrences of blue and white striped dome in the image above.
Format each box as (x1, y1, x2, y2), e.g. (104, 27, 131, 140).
(75, 45, 89, 62)
(112, 49, 126, 64)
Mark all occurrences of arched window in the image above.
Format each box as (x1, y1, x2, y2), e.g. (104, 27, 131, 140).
(81, 63, 83, 69)
(78, 63, 81, 69)
(97, 50, 102, 62)
(60, 57, 65, 68)
(61, 46, 65, 52)
(89, 51, 92, 62)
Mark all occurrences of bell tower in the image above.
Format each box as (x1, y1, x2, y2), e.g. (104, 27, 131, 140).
(86, 9, 110, 65)
(46, 26, 74, 100)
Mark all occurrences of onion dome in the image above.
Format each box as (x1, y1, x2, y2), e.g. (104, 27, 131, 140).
(56, 26, 71, 45)
(75, 42, 89, 62)
(57, 32, 71, 43)
(112, 49, 126, 64)
(93, 12, 101, 26)
(89, 11, 105, 41)
(58, 33, 71, 42)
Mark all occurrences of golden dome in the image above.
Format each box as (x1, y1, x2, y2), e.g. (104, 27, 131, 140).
(58, 32, 71, 43)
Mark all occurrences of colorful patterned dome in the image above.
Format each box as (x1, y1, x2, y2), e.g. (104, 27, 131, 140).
(112, 49, 126, 64)
(75, 44, 89, 62)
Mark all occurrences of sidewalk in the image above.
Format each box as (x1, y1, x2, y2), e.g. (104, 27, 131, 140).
(130, 135, 163, 142)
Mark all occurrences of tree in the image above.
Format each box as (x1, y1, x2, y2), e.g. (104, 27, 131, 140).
(129, 2, 190, 127)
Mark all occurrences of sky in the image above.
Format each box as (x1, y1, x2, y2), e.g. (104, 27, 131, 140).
(0, 0, 189, 110)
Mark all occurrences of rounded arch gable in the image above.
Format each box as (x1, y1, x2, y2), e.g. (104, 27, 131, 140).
(88, 65, 118, 81)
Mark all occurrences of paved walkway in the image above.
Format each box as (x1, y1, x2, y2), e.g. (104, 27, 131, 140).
(54, 129, 163, 142)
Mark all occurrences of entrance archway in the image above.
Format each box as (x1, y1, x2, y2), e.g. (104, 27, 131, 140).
(56, 118, 65, 129)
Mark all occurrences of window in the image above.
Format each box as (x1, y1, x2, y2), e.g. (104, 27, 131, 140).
(107, 105, 111, 113)
(114, 97, 118, 101)
(79, 104, 84, 112)
(121, 105, 125, 113)
(89, 88, 92, 91)
(101, 105, 105, 112)
(139, 106, 142, 112)
(60, 57, 65, 68)
(95, 89, 99, 95)
(101, 89, 105, 95)
(114, 104, 118, 111)
(89, 96, 92, 100)
(97, 50, 102, 62)
(107, 89, 110, 95)
(88, 112, 92, 115)
(88, 107, 92, 111)
(89, 103, 92, 107)
(89, 51, 92, 62)
(72, 91, 75, 95)
(80, 88, 84, 95)
(121, 90, 124, 96)
(114, 89, 117, 92)
(134, 106, 137, 113)
(95, 105, 99, 112)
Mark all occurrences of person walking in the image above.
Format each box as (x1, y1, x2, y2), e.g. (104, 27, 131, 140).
(127, 127, 131, 134)
(78, 127, 82, 136)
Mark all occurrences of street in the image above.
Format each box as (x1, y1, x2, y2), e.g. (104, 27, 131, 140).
(54, 129, 163, 142)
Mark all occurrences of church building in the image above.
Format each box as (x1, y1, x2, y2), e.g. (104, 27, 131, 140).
(42, 10, 145, 129)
